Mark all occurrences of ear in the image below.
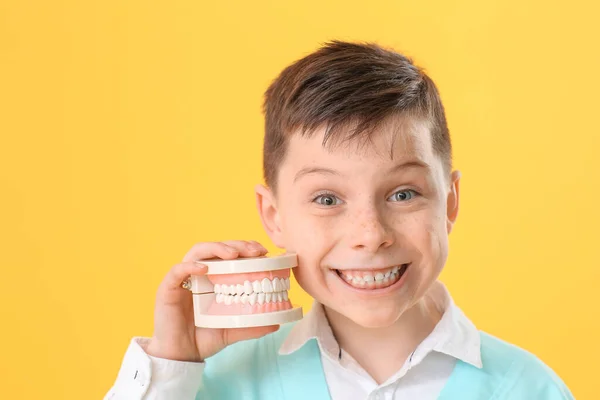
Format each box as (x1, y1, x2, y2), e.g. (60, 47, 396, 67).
(255, 184, 285, 248)
(446, 170, 461, 234)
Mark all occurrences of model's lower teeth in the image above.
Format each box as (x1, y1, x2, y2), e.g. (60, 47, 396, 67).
(337, 264, 408, 289)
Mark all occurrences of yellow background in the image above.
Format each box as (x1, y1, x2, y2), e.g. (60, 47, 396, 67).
(1, 1, 598, 398)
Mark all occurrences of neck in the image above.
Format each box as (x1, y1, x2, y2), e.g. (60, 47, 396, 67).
(323, 288, 442, 384)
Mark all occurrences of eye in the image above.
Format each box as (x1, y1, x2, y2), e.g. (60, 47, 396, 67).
(313, 193, 342, 206)
(388, 189, 418, 202)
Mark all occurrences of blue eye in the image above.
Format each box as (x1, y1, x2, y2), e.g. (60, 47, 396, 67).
(313, 194, 341, 206)
(388, 189, 417, 202)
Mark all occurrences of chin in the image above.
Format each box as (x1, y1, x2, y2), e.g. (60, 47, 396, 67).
(340, 304, 405, 328)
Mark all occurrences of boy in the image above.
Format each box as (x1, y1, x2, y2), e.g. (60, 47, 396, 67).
(105, 41, 573, 399)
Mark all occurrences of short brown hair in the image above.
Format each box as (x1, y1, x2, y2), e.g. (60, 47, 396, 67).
(262, 40, 452, 192)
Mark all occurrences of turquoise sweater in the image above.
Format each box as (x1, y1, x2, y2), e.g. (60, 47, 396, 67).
(198, 322, 573, 399)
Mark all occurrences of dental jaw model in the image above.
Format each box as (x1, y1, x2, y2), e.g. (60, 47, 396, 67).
(190, 253, 303, 328)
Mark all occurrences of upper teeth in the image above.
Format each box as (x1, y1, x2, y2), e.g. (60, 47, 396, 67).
(342, 265, 403, 283)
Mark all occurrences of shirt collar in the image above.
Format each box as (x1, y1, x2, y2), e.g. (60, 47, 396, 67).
(278, 280, 482, 369)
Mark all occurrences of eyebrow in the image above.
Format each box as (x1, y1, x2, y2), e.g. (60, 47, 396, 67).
(293, 167, 341, 183)
(389, 160, 431, 173)
(293, 159, 431, 183)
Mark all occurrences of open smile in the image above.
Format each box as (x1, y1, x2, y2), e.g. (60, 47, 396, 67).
(334, 263, 410, 291)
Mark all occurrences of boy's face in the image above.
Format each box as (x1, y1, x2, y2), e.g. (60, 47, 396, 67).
(256, 116, 460, 328)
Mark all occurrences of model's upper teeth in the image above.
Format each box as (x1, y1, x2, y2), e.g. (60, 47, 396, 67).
(261, 278, 273, 293)
(214, 277, 290, 295)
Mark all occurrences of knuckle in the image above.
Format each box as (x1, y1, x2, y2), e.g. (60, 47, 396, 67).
(169, 263, 183, 276)
(172, 261, 192, 275)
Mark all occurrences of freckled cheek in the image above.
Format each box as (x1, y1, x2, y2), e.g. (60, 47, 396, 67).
(418, 217, 449, 272)
(394, 212, 447, 258)
(285, 218, 335, 255)
(281, 216, 339, 297)
(281, 212, 336, 255)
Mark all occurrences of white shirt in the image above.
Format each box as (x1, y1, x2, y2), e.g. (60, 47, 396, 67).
(104, 281, 482, 400)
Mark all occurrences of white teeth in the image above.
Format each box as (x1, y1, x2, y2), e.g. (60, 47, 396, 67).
(375, 273, 384, 281)
(384, 271, 391, 278)
(211, 276, 290, 306)
(352, 277, 361, 285)
(363, 275, 374, 283)
(392, 266, 399, 274)
(262, 278, 273, 293)
(244, 281, 253, 295)
(345, 273, 353, 280)
(236, 284, 245, 296)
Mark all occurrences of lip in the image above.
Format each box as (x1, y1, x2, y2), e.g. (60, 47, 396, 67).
(331, 263, 411, 297)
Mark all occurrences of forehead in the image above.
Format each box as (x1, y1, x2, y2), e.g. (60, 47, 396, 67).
(286, 115, 435, 167)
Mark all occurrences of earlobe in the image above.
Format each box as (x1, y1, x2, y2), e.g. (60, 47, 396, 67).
(446, 170, 461, 234)
(255, 184, 285, 248)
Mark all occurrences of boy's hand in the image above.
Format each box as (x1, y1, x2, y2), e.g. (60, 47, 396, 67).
(145, 241, 279, 362)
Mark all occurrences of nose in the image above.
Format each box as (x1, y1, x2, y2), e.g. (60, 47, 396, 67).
(348, 205, 395, 253)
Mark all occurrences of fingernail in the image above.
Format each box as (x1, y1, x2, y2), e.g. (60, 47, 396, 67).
(227, 247, 238, 254)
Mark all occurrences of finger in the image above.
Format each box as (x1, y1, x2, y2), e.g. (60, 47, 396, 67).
(162, 261, 207, 290)
(247, 240, 268, 253)
(223, 325, 280, 346)
(222, 240, 268, 258)
(182, 242, 240, 263)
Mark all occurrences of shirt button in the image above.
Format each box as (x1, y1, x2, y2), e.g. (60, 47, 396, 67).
(134, 369, 146, 387)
